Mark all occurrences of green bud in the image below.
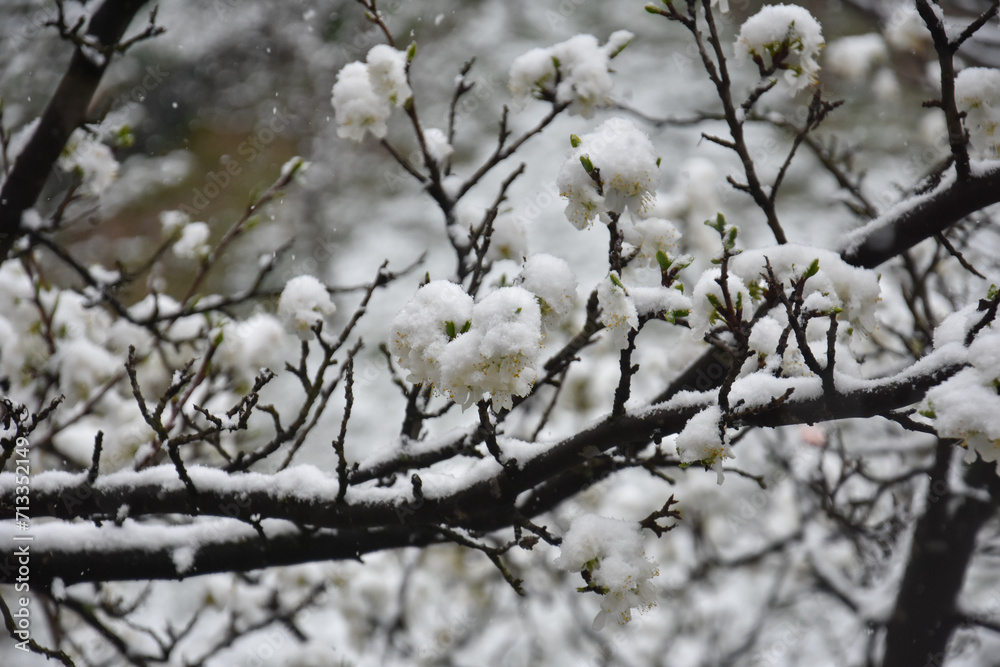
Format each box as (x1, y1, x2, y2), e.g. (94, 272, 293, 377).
(570, 134, 582, 148)
(656, 249, 672, 273)
(406, 41, 417, 62)
(580, 154, 595, 174)
(804, 258, 820, 279)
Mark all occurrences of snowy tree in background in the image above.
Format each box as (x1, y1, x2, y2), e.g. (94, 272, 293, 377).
(3, 0, 1000, 665)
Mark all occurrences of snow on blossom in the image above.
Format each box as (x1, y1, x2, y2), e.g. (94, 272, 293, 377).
(392, 280, 474, 389)
(598, 272, 639, 349)
(922, 325, 1000, 463)
(442, 287, 542, 410)
(365, 44, 411, 106)
(172, 221, 211, 259)
(50, 337, 121, 404)
(423, 127, 454, 163)
(509, 30, 633, 117)
(485, 212, 528, 262)
(734, 4, 824, 92)
(555, 514, 658, 630)
(628, 217, 682, 268)
(277, 275, 337, 340)
(732, 245, 881, 337)
(217, 313, 291, 386)
(58, 128, 119, 196)
(955, 67, 1000, 159)
(391, 282, 542, 411)
(332, 62, 391, 141)
(675, 404, 732, 483)
(331, 45, 411, 142)
(516, 253, 577, 331)
(159, 209, 190, 237)
(557, 117, 659, 229)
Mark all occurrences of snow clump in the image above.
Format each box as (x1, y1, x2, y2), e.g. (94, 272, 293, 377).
(277, 275, 337, 340)
(734, 4, 824, 92)
(557, 117, 660, 229)
(391, 282, 542, 411)
(555, 514, 659, 630)
(955, 67, 1000, 159)
(509, 31, 633, 118)
(332, 45, 411, 141)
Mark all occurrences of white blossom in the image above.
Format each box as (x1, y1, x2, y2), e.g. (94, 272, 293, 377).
(598, 272, 639, 349)
(391, 283, 542, 411)
(58, 128, 119, 196)
(332, 62, 392, 141)
(675, 404, 732, 483)
(955, 67, 1000, 159)
(557, 117, 659, 229)
(423, 127, 454, 164)
(277, 275, 337, 340)
(331, 45, 411, 142)
(172, 221, 211, 260)
(734, 4, 824, 93)
(554, 514, 659, 629)
(509, 31, 633, 118)
(516, 253, 577, 331)
(365, 44, 411, 106)
(159, 210, 190, 237)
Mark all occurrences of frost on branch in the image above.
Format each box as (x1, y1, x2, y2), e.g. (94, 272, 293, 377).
(555, 514, 659, 630)
(331, 44, 412, 141)
(277, 275, 337, 340)
(390, 282, 542, 410)
(954, 67, 1000, 160)
(557, 117, 659, 229)
(734, 4, 824, 93)
(508, 30, 633, 118)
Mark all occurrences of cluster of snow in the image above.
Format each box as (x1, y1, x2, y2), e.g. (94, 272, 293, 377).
(598, 272, 640, 349)
(331, 44, 411, 141)
(390, 281, 543, 410)
(509, 30, 633, 118)
(173, 220, 211, 259)
(922, 321, 1000, 463)
(557, 117, 660, 229)
(734, 4, 824, 93)
(554, 514, 659, 629)
(58, 127, 119, 196)
(690, 244, 880, 349)
(277, 275, 338, 340)
(955, 67, 1000, 160)
(515, 253, 577, 332)
(484, 211, 528, 262)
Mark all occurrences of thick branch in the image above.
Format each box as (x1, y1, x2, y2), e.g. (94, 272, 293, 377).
(0, 0, 151, 260)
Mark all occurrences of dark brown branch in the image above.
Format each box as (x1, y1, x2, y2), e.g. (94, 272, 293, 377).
(0, 0, 152, 261)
